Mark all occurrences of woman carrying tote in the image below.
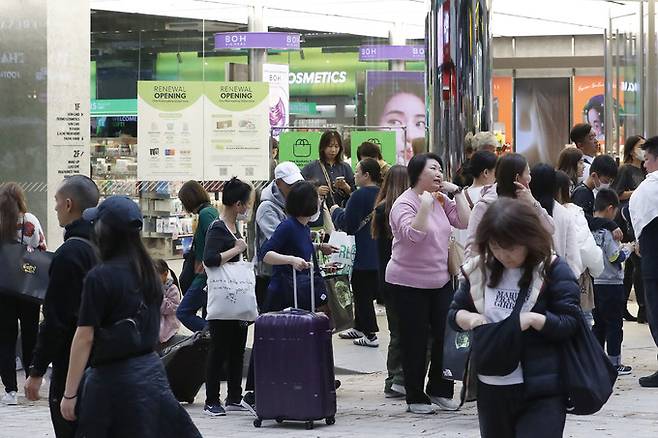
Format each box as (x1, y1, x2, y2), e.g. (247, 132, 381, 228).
(202, 177, 254, 416)
(0, 182, 47, 406)
(60, 196, 200, 437)
(302, 130, 355, 209)
(448, 198, 580, 438)
(386, 153, 470, 414)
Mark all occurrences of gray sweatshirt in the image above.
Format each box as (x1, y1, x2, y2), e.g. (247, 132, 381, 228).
(592, 228, 630, 285)
(254, 181, 288, 276)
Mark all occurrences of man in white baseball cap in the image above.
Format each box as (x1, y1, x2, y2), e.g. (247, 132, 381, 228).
(273, 161, 305, 187)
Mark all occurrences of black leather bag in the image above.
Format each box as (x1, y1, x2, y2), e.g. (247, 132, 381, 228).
(561, 314, 617, 415)
(179, 249, 196, 296)
(92, 302, 155, 366)
(0, 243, 53, 303)
(472, 286, 529, 377)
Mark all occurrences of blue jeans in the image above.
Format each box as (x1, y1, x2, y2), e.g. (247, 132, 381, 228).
(176, 285, 208, 332)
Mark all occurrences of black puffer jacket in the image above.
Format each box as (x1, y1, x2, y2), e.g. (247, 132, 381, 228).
(448, 257, 581, 399)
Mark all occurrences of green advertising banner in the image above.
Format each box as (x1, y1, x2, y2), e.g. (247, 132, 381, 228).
(350, 130, 397, 169)
(278, 131, 322, 169)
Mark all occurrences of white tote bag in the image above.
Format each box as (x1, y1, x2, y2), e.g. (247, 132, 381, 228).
(327, 231, 356, 277)
(204, 224, 258, 322)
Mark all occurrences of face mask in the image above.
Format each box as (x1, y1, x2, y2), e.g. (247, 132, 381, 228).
(635, 149, 646, 161)
(307, 198, 323, 222)
(237, 210, 251, 222)
(597, 182, 611, 190)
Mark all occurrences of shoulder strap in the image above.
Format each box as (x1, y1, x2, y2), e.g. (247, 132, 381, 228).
(213, 218, 243, 262)
(319, 161, 337, 206)
(511, 286, 530, 316)
(67, 236, 100, 259)
(355, 210, 375, 233)
(464, 186, 475, 209)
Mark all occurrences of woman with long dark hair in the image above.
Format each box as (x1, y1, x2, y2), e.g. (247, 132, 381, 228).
(301, 130, 355, 208)
(331, 158, 383, 347)
(0, 182, 47, 406)
(449, 198, 580, 438)
(464, 153, 555, 259)
(371, 165, 409, 397)
(613, 134, 647, 322)
(59, 196, 200, 437)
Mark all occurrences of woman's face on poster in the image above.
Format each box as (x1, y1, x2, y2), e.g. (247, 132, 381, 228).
(378, 92, 426, 164)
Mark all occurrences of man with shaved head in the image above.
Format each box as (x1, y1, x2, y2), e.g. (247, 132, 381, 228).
(24, 175, 100, 437)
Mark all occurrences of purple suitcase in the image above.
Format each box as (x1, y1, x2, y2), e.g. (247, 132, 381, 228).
(253, 265, 337, 430)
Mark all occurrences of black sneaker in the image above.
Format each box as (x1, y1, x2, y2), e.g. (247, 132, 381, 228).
(241, 391, 257, 416)
(616, 365, 632, 376)
(204, 403, 226, 416)
(639, 371, 658, 387)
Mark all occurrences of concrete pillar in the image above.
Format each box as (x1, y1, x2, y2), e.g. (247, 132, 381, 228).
(389, 23, 405, 72)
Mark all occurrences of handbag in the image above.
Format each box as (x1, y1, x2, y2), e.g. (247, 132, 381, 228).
(205, 221, 258, 322)
(327, 231, 356, 277)
(578, 270, 595, 312)
(323, 274, 354, 332)
(0, 224, 53, 302)
(447, 234, 464, 277)
(472, 286, 529, 377)
(561, 313, 617, 415)
(92, 301, 157, 366)
(442, 324, 472, 381)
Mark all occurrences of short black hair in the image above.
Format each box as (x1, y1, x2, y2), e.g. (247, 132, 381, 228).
(222, 177, 252, 206)
(57, 175, 100, 213)
(642, 136, 658, 158)
(469, 150, 497, 178)
(594, 188, 619, 212)
(356, 141, 383, 161)
(590, 154, 618, 180)
(407, 153, 443, 188)
(495, 153, 528, 198)
(570, 123, 593, 145)
(358, 158, 383, 185)
(286, 181, 318, 218)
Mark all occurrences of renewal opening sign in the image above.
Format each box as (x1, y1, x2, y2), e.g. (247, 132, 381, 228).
(137, 81, 204, 181)
(204, 82, 270, 181)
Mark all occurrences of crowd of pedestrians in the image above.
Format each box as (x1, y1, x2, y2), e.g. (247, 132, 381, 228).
(1, 126, 658, 438)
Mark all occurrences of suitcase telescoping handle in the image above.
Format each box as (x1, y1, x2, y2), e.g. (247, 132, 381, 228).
(292, 261, 315, 312)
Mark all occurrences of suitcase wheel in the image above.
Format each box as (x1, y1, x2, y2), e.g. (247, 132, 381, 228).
(305, 421, 314, 430)
(275, 418, 284, 424)
(253, 418, 262, 428)
(325, 416, 336, 426)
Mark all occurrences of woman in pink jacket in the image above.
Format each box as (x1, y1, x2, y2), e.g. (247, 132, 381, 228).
(155, 260, 181, 344)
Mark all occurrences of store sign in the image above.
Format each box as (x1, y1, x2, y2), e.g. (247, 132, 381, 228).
(91, 99, 137, 116)
(137, 81, 204, 181)
(278, 131, 322, 169)
(350, 131, 397, 169)
(214, 32, 301, 50)
(203, 81, 270, 181)
(359, 45, 426, 61)
(263, 63, 289, 137)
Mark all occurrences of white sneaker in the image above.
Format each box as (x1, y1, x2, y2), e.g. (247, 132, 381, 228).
(391, 383, 407, 395)
(353, 335, 379, 347)
(429, 396, 460, 411)
(339, 329, 364, 339)
(407, 403, 436, 414)
(2, 391, 18, 405)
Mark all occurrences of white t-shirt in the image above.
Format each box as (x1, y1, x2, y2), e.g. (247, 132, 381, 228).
(478, 268, 533, 386)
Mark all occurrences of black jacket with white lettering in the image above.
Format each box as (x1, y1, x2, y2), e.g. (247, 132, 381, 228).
(448, 256, 581, 399)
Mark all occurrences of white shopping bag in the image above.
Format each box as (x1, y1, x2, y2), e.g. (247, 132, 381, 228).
(327, 231, 356, 277)
(205, 261, 258, 321)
